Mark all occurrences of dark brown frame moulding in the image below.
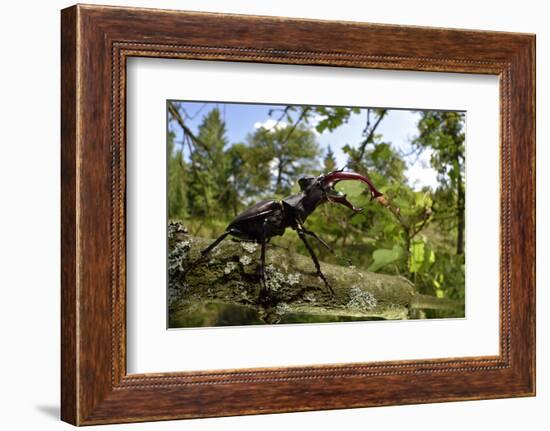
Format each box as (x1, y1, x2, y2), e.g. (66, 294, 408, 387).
(61, 4, 536, 426)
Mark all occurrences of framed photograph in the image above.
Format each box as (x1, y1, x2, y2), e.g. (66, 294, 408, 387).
(61, 4, 535, 425)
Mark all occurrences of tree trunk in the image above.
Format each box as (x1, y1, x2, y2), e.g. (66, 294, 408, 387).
(168, 222, 464, 327)
(275, 158, 284, 195)
(456, 169, 465, 255)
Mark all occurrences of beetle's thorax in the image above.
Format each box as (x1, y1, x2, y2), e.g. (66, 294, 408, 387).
(283, 187, 327, 223)
(302, 187, 327, 216)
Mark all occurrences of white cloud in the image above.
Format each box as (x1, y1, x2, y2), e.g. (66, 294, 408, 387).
(254, 112, 328, 138)
(254, 119, 288, 132)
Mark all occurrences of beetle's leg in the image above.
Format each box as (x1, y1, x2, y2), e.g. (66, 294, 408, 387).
(183, 229, 236, 276)
(302, 228, 333, 252)
(296, 229, 335, 295)
(300, 227, 353, 266)
(200, 230, 234, 256)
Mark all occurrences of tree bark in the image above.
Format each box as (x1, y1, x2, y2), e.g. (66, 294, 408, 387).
(275, 158, 284, 195)
(456, 163, 465, 255)
(167, 222, 464, 327)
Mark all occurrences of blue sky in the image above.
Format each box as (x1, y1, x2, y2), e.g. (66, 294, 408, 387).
(168, 101, 439, 190)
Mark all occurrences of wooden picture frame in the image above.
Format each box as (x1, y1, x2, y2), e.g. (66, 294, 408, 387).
(61, 4, 535, 425)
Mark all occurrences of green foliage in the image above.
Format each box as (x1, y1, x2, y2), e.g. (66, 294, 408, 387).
(314, 106, 361, 133)
(368, 245, 403, 272)
(408, 237, 435, 273)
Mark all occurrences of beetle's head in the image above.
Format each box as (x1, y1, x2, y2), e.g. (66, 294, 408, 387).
(298, 169, 383, 213)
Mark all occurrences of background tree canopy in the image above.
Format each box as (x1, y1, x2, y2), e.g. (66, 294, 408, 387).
(167, 101, 466, 318)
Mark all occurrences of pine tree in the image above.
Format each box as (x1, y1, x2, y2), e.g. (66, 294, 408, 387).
(247, 124, 320, 196)
(186, 108, 230, 217)
(323, 145, 337, 172)
(167, 131, 188, 221)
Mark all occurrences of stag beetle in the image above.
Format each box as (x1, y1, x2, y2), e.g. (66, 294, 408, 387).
(190, 170, 383, 295)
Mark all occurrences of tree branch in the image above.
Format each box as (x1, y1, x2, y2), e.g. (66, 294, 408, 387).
(168, 101, 214, 161)
(355, 109, 387, 163)
(279, 106, 310, 148)
(167, 222, 464, 326)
